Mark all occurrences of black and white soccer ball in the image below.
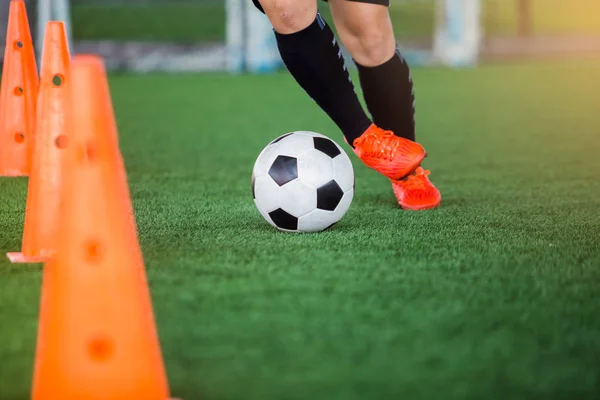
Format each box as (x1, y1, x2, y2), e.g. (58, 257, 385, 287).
(251, 131, 354, 233)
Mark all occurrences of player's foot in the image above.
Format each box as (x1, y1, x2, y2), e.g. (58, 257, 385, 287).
(391, 167, 441, 210)
(352, 124, 426, 180)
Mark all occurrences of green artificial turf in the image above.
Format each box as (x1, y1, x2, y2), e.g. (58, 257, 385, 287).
(1, 60, 600, 399)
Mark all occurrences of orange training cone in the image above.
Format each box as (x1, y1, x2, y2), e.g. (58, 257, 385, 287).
(63, 54, 132, 206)
(31, 55, 172, 400)
(0, 0, 39, 176)
(7, 21, 71, 263)
(53, 53, 139, 238)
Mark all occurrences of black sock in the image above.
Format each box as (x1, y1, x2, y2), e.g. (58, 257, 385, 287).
(356, 47, 416, 142)
(274, 12, 372, 144)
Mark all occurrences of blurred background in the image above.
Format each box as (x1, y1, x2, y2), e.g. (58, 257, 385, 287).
(1, 0, 599, 72)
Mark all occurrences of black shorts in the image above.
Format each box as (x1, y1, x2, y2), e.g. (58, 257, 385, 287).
(251, 0, 390, 14)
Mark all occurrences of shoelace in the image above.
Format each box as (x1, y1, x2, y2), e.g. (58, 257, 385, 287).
(402, 168, 431, 189)
(355, 130, 398, 160)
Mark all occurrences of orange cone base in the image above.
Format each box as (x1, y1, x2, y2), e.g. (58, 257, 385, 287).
(6, 252, 49, 263)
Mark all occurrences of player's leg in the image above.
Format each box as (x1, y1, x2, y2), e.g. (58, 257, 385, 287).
(328, 0, 440, 210)
(252, 0, 372, 144)
(253, 0, 426, 180)
(328, 0, 415, 141)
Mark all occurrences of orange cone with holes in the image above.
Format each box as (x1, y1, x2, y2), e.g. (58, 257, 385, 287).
(7, 21, 70, 263)
(0, 0, 38, 176)
(31, 54, 171, 400)
(64, 53, 133, 213)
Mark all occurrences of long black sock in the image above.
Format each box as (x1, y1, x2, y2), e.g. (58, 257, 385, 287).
(355, 47, 416, 142)
(274, 12, 372, 144)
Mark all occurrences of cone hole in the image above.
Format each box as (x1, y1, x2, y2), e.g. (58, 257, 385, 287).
(52, 74, 64, 87)
(88, 336, 113, 361)
(13, 41, 23, 50)
(13, 87, 23, 96)
(55, 135, 68, 149)
(14, 133, 24, 143)
(85, 240, 101, 262)
(85, 143, 96, 162)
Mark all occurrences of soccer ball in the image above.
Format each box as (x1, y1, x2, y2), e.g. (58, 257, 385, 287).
(251, 131, 354, 233)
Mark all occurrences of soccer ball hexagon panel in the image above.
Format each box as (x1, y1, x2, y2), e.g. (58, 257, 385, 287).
(252, 131, 354, 233)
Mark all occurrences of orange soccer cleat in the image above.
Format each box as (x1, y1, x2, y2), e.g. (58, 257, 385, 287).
(352, 124, 426, 181)
(391, 167, 441, 210)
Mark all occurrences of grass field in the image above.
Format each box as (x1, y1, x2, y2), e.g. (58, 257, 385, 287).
(1, 60, 600, 399)
(69, 0, 600, 42)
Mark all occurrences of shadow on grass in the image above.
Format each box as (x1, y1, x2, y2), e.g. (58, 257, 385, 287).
(0, 262, 43, 275)
(248, 214, 357, 235)
(358, 192, 472, 212)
